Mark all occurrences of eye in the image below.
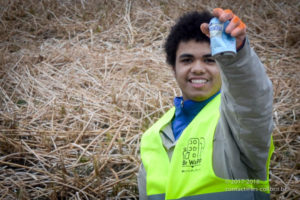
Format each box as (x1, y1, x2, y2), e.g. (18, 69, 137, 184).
(180, 57, 193, 64)
(204, 57, 216, 64)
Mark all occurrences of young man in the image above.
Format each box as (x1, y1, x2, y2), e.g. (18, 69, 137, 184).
(138, 8, 273, 200)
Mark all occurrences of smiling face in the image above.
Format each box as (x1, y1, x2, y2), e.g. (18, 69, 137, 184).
(174, 40, 221, 101)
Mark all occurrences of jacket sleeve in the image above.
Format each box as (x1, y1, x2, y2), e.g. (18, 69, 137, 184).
(215, 38, 273, 180)
(137, 163, 148, 200)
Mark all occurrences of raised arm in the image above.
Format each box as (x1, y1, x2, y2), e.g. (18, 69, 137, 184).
(202, 8, 273, 179)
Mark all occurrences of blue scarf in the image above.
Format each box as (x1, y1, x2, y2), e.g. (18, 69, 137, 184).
(171, 92, 220, 140)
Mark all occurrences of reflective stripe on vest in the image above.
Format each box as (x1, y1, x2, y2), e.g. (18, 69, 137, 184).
(141, 94, 274, 200)
(149, 190, 270, 200)
(148, 194, 165, 200)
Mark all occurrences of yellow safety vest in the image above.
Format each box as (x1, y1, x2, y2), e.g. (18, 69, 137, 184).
(140, 94, 274, 200)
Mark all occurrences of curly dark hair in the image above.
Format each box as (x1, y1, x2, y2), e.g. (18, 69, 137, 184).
(164, 11, 213, 67)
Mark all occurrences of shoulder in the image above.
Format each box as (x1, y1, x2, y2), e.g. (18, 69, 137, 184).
(141, 107, 175, 141)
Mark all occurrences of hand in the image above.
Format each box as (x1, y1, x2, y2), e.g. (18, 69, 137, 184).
(200, 8, 247, 50)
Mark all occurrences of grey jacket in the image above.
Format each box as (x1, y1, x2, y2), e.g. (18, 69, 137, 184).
(138, 38, 273, 199)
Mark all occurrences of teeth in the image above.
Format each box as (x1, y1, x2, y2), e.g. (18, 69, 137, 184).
(191, 79, 207, 84)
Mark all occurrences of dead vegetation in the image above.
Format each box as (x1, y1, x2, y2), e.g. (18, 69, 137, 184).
(0, 0, 299, 199)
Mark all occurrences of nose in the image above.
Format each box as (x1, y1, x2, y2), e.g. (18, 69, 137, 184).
(190, 60, 206, 74)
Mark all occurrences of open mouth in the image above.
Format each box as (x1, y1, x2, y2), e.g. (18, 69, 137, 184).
(190, 79, 208, 84)
(188, 78, 208, 88)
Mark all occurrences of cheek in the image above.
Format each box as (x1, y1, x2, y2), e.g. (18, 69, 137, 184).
(212, 66, 220, 77)
(211, 67, 221, 83)
(174, 67, 186, 80)
(215, 71, 221, 80)
(215, 72, 222, 88)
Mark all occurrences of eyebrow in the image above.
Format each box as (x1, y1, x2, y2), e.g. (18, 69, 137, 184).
(203, 54, 213, 58)
(179, 54, 193, 59)
(179, 53, 212, 59)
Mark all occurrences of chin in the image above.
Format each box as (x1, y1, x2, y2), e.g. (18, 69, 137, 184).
(189, 96, 208, 102)
(188, 92, 214, 101)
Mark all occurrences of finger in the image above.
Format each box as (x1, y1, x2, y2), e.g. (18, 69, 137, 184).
(219, 9, 234, 22)
(212, 8, 223, 18)
(225, 15, 241, 34)
(200, 23, 210, 37)
(213, 8, 234, 22)
(231, 22, 247, 37)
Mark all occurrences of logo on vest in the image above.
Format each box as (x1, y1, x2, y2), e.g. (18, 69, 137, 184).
(182, 137, 205, 172)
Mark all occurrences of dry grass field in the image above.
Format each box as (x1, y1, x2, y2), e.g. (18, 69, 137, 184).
(0, 0, 299, 199)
